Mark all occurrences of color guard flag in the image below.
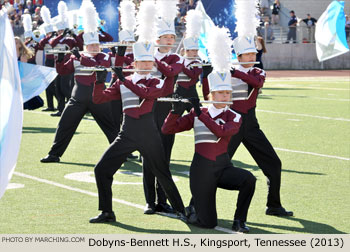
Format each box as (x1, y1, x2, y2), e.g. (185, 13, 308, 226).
(0, 7, 23, 199)
(19, 62, 57, 103)
(315, 1, 349, 62)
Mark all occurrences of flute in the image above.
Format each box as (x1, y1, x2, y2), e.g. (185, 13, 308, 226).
(191, 61, 260, 67)
(79, 67, 157, 72)
(100, 42, 133, 48)
(157, 97, 233, 105)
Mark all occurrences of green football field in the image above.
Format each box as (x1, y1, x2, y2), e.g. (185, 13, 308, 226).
(0, 74, 349, 234)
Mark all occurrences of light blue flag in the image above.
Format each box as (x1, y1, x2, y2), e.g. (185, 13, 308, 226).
(196, 1, 237, 63)
(315, 1, 349, 62)
(0, 7, 23, 200)
(19, 62, 57, 103)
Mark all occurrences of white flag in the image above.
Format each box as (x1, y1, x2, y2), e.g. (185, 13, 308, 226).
(315, 1, 349, 62)
(0, 7, 23, 199)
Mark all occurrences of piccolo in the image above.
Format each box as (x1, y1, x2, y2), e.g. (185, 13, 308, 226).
(157, 97, 233, 105)
(45, 50, 101, 54)
(191, 61, 260, 67)
(100, 42, 133, 48)
(79, 67, 156, 72)
(183, 57, 201, 60)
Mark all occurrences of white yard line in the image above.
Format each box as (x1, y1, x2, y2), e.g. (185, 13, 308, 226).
(13, 171, 235, 234)
(256, 109, 350, 122)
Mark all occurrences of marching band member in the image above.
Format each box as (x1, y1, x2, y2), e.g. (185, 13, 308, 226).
(49, 1, 83, 116)
(23, 13, 38, 64)
(40, 1, 118, 163)
(39, 5, 58, 112)
(227, 0, 293, 217)
(175, 9, 203, 114)
(162, 26, 256, 233)
(89, 1, 187, 223)
(142, 0, 183, 215)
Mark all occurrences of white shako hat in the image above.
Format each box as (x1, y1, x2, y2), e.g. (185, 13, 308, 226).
(40, 6, 54, 34)
(118, 0, 136, 42)
(156, 0, 177, 37)
(233, 0, 259, 55)
(133, 1, 157, 61)
(133, 42, 155, 61)
(55, 1, 69, 31)
(206, 25, 233, 92)
(232, 35, 257, 55)
(119, 30, 135, 42)
(23, 14, 33, 39)
(82, 1, 99, 45)
(183, 9, 202, 50)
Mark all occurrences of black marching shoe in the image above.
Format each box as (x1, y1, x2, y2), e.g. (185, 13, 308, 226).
(143, 204, 156, 214)
(89, 211, 116, 223)
(50, 111, 62, 117)
(40, 155, 60, 163)
(155, 203, 176, 214)
(265, 206, 293, 217)
(232, 220, 250, 233)
(127, 153, 138, 160)
(42, 107, 56, 112)
(177, 210, 189, 224)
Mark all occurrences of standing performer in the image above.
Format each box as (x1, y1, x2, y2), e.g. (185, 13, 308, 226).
(89, 1, 187, 223)
(40, 2, 117, 163)
(143, 0, 183, 215)
(39, 6, 58, 112)
(162, 26, 256, 233)
(23, 14, 38, 64)
(49, 1, 84, 117)
(227, 0, 293, 216)
(174, 9, 203, 114)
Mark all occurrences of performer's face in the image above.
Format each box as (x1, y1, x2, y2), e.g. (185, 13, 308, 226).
(185, 49, 198, 58)
(135, 61, 154, 75)
(157, 34, 175, 52)
(238, 52, 256, 68)
(211, 90, 232, 109)
(86, 43, 100, 56)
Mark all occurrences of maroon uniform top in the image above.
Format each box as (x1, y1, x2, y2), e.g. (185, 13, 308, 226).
(93, 73, 174, 119)
(49, 34, 82, 50)
(154, 49, 184, 96)
(201, 77, 210, 100)
(230, 66, 266, 114)
(162, 106, 242, 161)
(177, 59, 202, 89)
(108, 53, 133, 79)
(124, 52, 134, 66)
(38, 35, 55, 60)
(56, 52, 111, 86)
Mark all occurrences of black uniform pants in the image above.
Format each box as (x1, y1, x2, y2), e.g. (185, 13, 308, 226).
(44, 58, 57, 109)
(56, 73, 73, 113)
(48, 82, 117, 157)
(227, 108, 282, 208)
(142, 101, 174, 206)
(174, 84, 199, 113)
(190, 153, 256, 228)
(94, 113, 185, 213)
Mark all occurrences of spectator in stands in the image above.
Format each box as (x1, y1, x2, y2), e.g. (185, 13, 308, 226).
(25, 0, 34, 14)
(13, 13, 24, 37)
(175, 12, 185, 36)
(271, 0, 280, 25)
(301, 14, 317, 43)
(260, 22, 275, 42)
(255, 36, 267, 70)
(285, 10, 297, 43)
(345, 15, 350, 41)
(260, 0, 270, 17)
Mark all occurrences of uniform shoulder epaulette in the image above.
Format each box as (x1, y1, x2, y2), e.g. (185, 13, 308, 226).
(228, 108, 242, 122)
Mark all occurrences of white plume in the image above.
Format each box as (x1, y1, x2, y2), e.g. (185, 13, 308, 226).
(185, 9, 202, 39)
(57, 1, 68, 23)
(22, 14, 32, 32)
(234, 0, 259, 37)
(135, 1, 157, 42)
(119, 0, 136, 31)
(157, 0, 178, 21)
(82, 2, 98, 33)
(40, 6, 51, 25)
(69, 11, 78, 28)
(207, 26, 233, 73)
